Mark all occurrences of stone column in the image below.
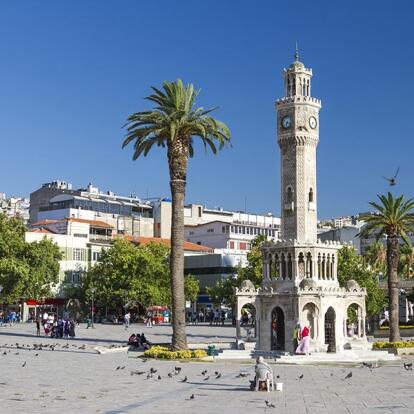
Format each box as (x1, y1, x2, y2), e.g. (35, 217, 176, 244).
(293, 259, 298, 279)
(263, 259, 270, 281)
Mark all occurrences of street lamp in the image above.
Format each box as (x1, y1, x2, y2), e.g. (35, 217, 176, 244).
(90, 287, 96, 328)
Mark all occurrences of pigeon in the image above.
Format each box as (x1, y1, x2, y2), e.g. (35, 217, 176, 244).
(150, 368, 157, 374)
(15, 352, 19, 355)
(22, 361, 26, 367)
(190, 394, 195, 399)
(168, 372, 173, 378)
(201, 370, 207, 376)
(235, 373, 248, 378)
(116, 366, 121, 370)
(404, 363, 413, 371)
(298, 374, 304, 379)
(344, 371, 352, 380)
(157, 375, 162, 380)
(146, 373, 153, 380)
(181, 376, 188, 382)
(2, 351, 6, 356)
(78, 345, 86, 350)
(215, 373, 221, 379)
(265, 400, 275, 408)
(175, 367, 182, 373)
(383, 167, 399, 186)
(203, 376, 210, 381)
(214, 371, 219, 376)
(120, 366, 125, 370)
(131, 370, 145, 376)
(276, 375, 280, 379)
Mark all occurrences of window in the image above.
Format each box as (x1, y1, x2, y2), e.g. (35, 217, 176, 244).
(92, 252, 102, 262)
(286, 186, 293, 203)
(225, 225, 229, 233)
(73, 248, 85, 261)
(198, 207, 202, 217)
(239, 242, 247, 250)
(231, 225, 235, 233)
(229, 241, 235, 249)
(309, 188, 314, 203)
(207, 228, 214, 233)
(189, 231, 194, 235)
(222, 226, 225, 233)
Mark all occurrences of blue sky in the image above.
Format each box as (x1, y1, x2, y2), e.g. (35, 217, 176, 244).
(0, 0, 413, 219)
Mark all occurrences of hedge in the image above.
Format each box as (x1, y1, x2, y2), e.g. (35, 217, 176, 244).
(373, 340, 414, 349)
(143, 346, 207, 359)
(379, 326, 414, 330)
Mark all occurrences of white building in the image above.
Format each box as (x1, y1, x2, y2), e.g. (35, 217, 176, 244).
(0, 194, 30, 222)
(30, 181, 154, 237)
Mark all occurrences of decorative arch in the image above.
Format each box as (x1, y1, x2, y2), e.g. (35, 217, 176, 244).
(306, 252, 313, 278)
(324, 307, 336, 353)
(346, 302, 364, 338)
(271, 306, 285, 351)
(298, 252, 305, 278)
(302, 302, 319, 339)
(286, 186, 293, 203)
(308, 188, 314, 203)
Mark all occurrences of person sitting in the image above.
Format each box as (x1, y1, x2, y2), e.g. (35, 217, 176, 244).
(252, 356, 273, 391)
(140, 333, 151, 350)
(128, 333, 138, 346)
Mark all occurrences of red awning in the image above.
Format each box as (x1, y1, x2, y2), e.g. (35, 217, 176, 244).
(26, 299, 65, 306)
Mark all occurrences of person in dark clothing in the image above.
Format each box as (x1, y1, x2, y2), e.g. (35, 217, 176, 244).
(69, 320, 76, 338)
(35, 317, 41, 337)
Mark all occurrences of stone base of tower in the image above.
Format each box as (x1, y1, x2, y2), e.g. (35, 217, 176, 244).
(236, 277, 367, 355)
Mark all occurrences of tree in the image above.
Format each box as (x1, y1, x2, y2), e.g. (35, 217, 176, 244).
(0, 214, 61, 303)
(80, 239, 199, 316)
(123, 79, 230, 349)
(337, 246, 385, 319)
(398, 244, 414, 278)
(359, 192, 414, 342)
(363, 240, 386, 275)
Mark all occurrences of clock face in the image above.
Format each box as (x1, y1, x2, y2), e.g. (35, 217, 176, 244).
(282, 116, 292, 129)
(309, 116, 317, 129)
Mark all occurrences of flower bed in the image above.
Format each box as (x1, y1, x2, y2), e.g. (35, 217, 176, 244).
(373, 340, 414, 349)
(143, 346, 207, 359)
(379, 325, 414, 330)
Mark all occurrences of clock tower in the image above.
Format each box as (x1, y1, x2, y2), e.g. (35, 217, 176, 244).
(276, 48, 321, 243)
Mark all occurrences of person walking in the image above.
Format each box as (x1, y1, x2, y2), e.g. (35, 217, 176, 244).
(124, 312, 131, 330)
(35, 316, 41, 337)
(64, 320, 70, 339)
(296, 325, 311, 355)
(145, 311, 152, 328)
(69, 320, 76, 338)
(292, 323, 301, 351)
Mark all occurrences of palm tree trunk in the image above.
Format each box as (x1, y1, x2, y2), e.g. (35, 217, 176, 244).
(168, 137, 189, 350)
(169, 179, 187, 349)
(387, 235, 400, 342)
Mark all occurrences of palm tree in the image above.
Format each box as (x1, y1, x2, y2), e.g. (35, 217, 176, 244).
(363, 240, 386, 275)
(123, 79, 231, 349)
(359, 192, 414, 342)
(398, 244, 414, 278)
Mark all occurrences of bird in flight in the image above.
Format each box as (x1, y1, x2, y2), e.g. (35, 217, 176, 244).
(383, 167, 399, 186)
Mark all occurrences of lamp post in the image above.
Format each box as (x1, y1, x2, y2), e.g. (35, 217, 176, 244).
(90, 287, 96, 329)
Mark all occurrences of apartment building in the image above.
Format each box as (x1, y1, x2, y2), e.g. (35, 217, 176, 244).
(30, 180, 154, 237)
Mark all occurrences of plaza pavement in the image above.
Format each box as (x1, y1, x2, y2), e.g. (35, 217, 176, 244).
(0, 323, 413, 414)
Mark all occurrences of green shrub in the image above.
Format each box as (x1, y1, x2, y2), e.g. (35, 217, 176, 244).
(373, 340, 414, 349)
(143, 346, 207, 359)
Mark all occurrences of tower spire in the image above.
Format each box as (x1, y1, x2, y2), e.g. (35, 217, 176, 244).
(294, 42, 299, 61)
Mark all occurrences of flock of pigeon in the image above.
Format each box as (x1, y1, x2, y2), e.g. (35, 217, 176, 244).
(0, 341, 89, 368)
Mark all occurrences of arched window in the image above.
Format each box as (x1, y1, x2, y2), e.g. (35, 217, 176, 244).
(306, 252, 313, 278)
(308, 188, 314, 203)
(287, 253, 293, 279)
(307, 79, 310, 96)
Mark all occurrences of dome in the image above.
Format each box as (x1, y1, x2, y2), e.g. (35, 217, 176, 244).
(345, 280, 360, 291)
(240, 280, 255, 291)
(299, 278, 317, 289)
(289, 60, 305, 70)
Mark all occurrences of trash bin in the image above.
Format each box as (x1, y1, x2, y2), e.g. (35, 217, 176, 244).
(207, 344, 216, 356)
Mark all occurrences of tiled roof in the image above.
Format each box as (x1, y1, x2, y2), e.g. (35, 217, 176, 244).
(31, 219, 60, 226)
(65, 217, 113, 228)
(29, 227, 55, 234)
(125, 236, 212, 252)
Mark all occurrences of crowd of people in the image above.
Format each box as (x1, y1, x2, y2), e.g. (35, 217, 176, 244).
(38, 311, 76, 339)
